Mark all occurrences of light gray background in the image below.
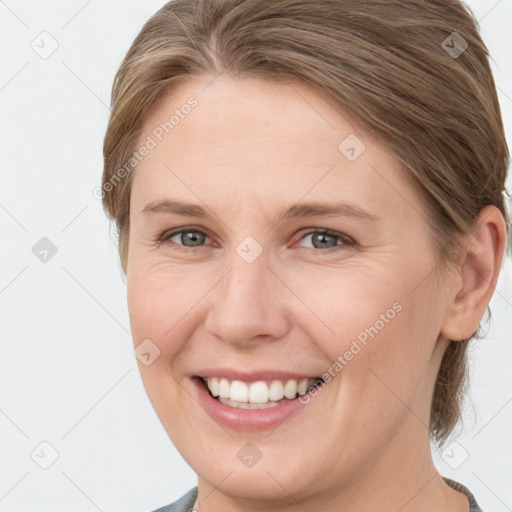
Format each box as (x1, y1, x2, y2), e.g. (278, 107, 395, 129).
(1, 1, 511, 511)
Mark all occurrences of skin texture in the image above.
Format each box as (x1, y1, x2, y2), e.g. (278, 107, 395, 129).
(126, 75, 506, 511)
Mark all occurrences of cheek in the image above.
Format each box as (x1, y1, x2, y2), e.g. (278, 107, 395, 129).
(126, 262, 204, 433)
(284, 265, 407, 362)
(127, 258, 207, 348)
(303, 265, 439, 414)
(335, 286, 441, 434)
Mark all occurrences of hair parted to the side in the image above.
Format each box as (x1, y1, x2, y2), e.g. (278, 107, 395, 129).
(102, 0, 510, 446)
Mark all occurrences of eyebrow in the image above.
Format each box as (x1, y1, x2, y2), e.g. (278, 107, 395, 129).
(141, 198, 380, 222)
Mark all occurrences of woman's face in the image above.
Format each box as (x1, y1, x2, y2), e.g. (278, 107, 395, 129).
(127, 76, 453, 504)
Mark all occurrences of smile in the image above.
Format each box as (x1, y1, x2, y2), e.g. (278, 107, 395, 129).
(201, 376, 323, 409)
(192, 373, 326, 431)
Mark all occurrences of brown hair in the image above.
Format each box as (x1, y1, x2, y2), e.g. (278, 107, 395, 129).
(102, 0, 510, 446)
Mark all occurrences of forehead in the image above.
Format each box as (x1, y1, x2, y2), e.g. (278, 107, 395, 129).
(132, 75, 420, 222)
(140, 75, 371, 160)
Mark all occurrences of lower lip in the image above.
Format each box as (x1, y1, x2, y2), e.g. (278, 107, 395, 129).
(192, 377, 319, 431)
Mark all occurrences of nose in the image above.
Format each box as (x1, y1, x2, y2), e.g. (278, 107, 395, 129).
(204, 254, 290, 347)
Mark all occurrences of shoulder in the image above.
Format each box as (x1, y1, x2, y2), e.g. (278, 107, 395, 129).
(148, 486, 198, 512)
(442, 477, 484, 512)
(148, 480, 486, 512)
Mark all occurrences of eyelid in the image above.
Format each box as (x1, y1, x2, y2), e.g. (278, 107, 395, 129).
(158, 225, 356, 253)
(295, 227, 355, 246)
(158, 226, 213, 249)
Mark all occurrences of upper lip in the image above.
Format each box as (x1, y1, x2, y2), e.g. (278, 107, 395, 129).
(195, 368, 323, 383)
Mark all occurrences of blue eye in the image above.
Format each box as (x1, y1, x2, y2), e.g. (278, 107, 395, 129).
(159, 228, 209, 253)
(158, 227, 355, 254)
(296, 229, 354, 252)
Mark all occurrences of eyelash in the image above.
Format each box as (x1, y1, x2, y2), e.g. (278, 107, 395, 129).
(157, 226, 355, 255)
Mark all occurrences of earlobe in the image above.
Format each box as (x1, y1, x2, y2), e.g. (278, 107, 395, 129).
(441, 205, 507, 342)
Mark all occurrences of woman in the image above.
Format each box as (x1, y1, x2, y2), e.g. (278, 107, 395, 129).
(101, 1, 509, 510)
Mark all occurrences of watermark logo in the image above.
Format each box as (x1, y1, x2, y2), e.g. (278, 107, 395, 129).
(236, 236, 263, 264)
(31, 441, 59, 469)
(31, 31, 59, 60)
(441, 441, 469, 469)
(338, 133, 366, 162)
(237, 442, 262, 468)
(134, 338, 161, 366)
(32, 237, 58, 263)
(441, 32, 468, 59)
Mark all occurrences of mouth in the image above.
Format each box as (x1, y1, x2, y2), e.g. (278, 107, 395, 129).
(195, 375, 325, 409)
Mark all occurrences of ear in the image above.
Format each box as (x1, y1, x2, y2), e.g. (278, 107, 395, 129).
(441, 205, 508, 341)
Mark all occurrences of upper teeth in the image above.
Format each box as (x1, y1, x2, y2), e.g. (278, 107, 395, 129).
(204, 377, 320, 403)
